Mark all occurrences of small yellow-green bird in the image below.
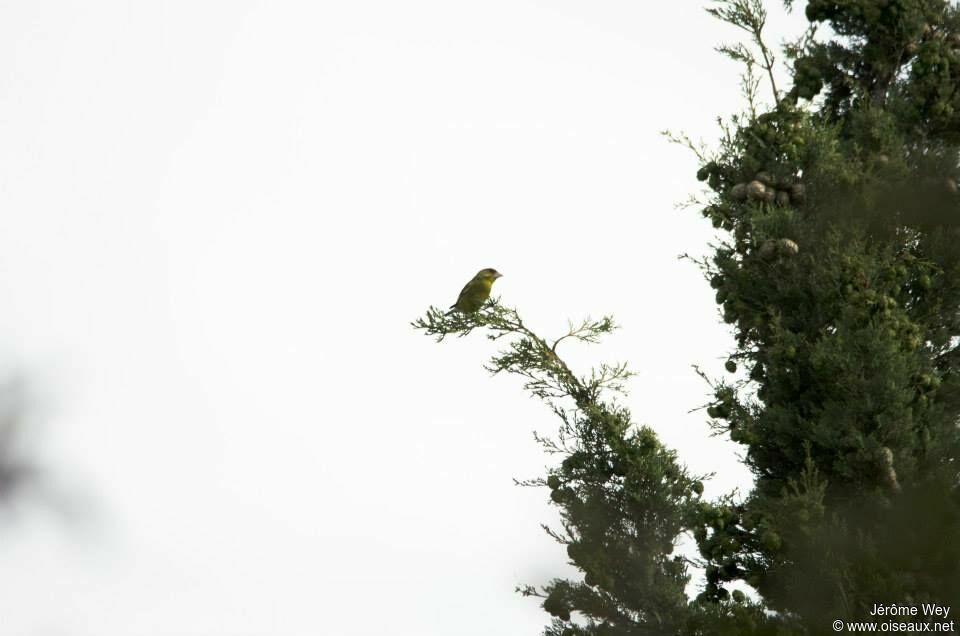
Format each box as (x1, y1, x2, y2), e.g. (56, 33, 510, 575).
(449, 268, 503, 313)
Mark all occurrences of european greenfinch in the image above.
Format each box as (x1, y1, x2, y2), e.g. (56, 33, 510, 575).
(450, 268, 502, 313)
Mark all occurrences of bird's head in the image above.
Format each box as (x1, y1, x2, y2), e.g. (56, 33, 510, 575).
(478, 268, 503, 282)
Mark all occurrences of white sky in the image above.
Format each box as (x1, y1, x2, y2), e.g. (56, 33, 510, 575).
(0, 2, 809, 634)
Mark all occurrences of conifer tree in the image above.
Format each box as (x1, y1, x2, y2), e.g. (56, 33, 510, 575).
(416, 0, 960, 633)
(692, 0, 960, 627)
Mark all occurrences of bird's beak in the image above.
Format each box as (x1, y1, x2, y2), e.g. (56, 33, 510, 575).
(495, 272, 503, 279)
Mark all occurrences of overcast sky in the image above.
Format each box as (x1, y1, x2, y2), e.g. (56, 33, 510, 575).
(0, 2, 809, 634)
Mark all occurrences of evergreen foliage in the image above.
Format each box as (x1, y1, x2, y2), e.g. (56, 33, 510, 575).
(414, 304, 704, 634)
(416, 0, 960, 633)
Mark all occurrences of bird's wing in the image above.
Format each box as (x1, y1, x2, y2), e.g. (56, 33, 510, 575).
(451, 279, 476, 308)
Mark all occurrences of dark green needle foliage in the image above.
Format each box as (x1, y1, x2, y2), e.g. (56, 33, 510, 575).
(415, 302, 711, 635)
(690, 0, 960, 629)
(416, 0, 960, 634)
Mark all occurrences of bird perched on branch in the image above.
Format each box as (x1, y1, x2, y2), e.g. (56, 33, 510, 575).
(449, 268, 502, 314)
